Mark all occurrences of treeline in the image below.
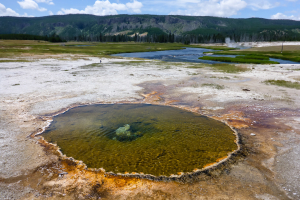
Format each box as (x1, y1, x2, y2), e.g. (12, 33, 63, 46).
(74, 33, 176, 43)
(0, 34, 66, 43)
(71, 30, 300, 44)
(178, 30, 300, 43)
(2, 31, 300, 44)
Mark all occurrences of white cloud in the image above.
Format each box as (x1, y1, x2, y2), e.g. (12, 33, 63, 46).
(39, 7, 47, 12)
(18, 0, 39, 9)
(0, 3, 34, 17)
(0, 3, 20, 16)
(169, 0, 247, 17)
(148, 0, 281, 16)
(22, 12, 34, 17)
(58, 0, 143, 15)
(17, 0, 47, 12)
(126, 0, 143, 13)
(247, 0, 280, 10)
(35, 0, 54, 5)
(49, 10, 53, 15)
(271, 12, 300, 20)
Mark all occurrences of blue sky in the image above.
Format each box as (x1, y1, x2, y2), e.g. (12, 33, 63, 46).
(0, 0, 300, 20)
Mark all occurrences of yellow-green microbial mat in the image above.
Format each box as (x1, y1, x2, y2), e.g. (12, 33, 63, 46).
(43, 104, 237, 176)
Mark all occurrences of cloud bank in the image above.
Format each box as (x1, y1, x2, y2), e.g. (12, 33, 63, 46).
(0, 3, 33, 17)
(17, 0, 47, 12)
(0, 3, 20, 16)
(58, 0, 143, 15)
(35, 0, 54, 5)
(154, 0, 281, 17)
(271, 13, 300, 20)
(248, 0, 280, 10)
(169, 0, 247, 17)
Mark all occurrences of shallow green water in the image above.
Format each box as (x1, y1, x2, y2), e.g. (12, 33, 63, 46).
(43, 104, 237, 176)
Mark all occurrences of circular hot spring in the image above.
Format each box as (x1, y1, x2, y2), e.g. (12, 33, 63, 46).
(43, 104, 237, 177)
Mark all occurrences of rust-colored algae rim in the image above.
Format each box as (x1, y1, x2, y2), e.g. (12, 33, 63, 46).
(29, 101, 243, 181)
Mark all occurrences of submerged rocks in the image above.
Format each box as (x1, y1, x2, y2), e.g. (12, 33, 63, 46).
(114, 124, 142, 142)
(116, 124, 131, 136)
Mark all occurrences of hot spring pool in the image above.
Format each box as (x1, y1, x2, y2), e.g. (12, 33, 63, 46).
(42, 104, 237, 177)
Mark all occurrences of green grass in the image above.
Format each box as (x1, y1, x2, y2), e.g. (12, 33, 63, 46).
(0, 59, 32, 62)
(201, 83, 225, 90)
(264, 80, 300, 89)
(186, 64, 205, 69)
(212, 50, 300, 63)
(208, 63, 249, 73)
(235, 55, 270, 60)
(1, 40, 298, 67)
(126, 61, 148, 64)
(0, 40, 190, 58)
(113, 60, 151, 65)
(199, 56, 279, 64)
(293, 77, 300, 81)
(81, 63, 104, 69)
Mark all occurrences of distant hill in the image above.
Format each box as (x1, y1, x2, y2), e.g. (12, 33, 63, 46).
(1, 14, 300, 43)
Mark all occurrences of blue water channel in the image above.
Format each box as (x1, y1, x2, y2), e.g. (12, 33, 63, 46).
(113, 47, 299, 64)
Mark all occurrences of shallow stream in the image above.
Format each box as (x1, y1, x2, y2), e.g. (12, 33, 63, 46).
(113, 47, 299, 64)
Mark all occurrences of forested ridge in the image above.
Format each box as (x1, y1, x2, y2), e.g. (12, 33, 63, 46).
(1, 14, 300, 43)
